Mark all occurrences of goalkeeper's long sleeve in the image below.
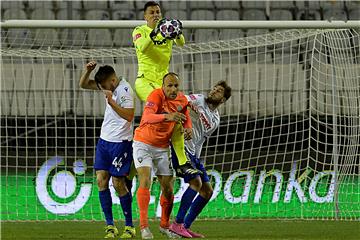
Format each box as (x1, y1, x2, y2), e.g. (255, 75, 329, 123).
(132, 27, 153, 53)
(174, 34, 185, 47)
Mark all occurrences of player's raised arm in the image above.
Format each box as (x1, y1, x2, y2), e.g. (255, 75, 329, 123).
(174, 34, 185, 46)
(79, 61, 99, 90)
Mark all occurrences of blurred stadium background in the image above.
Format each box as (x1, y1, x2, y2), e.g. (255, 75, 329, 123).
(1, 0, 360, 239)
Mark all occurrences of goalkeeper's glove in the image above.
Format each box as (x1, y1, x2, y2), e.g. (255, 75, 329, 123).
(176, 161, 202, 178)
(177, 19, 183, 34)
(150, 18, 166, 40)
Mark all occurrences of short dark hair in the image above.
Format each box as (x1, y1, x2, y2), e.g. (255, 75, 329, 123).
(144, 1, 160, 12)
(215, 81, 232, 101)
(162, 72, 179, 83)
(94, 65, 115, 84)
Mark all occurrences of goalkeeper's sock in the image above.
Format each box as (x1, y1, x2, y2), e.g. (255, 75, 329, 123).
(184, 195, 209, 229)
(171, 123, 187, 165)
(175, 187, 198, 224)
(99, 189, 114, 226)
(137, 187, 150, 229)
(119, 192, 133, 227)
(160, 194, 174, 229)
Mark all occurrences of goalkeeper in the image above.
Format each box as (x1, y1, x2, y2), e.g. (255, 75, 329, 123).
(169, 81, 232, 238)
(132, 1, 192, 174)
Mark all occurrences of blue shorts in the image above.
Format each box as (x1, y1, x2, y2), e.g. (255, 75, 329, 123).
(171, 146, 209, 184)
(94, 138, 133, 177)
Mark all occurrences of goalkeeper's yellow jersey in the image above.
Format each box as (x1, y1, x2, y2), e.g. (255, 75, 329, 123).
(132, 24, 185, 84)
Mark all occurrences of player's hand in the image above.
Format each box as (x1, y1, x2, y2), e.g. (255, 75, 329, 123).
(165, 112, 186, 122)
(86, 61, 97, 72)
(184, 128, 192, 140)
(176, 19, 183, 35)
(150, 18, 165, 39)
(103, 90, 114, 105)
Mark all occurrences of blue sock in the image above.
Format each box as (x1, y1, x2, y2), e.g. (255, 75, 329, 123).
(99, 189, 114, 225)
(176, 187, 198, 224)
(119, 192, 133, 227)
(184, 195, 209, 229)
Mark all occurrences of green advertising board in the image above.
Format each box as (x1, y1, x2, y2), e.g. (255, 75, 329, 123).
(1, 156, 359, 221)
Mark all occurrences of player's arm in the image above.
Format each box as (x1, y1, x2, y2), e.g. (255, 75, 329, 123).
(133, 27, 152, 53)
(79, 61, 99, 90)
(103, 90, 134, 122)
(174, 34, 185, 47)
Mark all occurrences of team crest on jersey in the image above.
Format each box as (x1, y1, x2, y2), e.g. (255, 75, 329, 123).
(120, 96, 126, 103)
(133, 33, 141, 41)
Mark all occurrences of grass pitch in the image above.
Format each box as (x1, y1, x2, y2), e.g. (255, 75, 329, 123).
(1, 219, 359, 239)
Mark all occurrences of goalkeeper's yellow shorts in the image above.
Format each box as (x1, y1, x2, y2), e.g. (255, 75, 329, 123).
(134, 76, 161, 102)
(134, 75, 188, 166)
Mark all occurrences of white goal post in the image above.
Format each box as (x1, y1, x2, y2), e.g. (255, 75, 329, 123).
(1, 19, 360, 29)
(1, 20, 359, 221)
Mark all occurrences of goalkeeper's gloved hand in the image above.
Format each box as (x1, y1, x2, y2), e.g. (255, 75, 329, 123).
(176, 19, 183, 35)
(176, 161, 201, 178)
(150, 18, 166, 40)
(176, 19, 183, 37)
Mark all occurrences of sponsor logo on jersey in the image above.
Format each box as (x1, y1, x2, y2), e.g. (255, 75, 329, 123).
(188, 102, 199, 113)
(133, 33, 141, 41)
(200, 113, 211, 130)
(153, 38, 167, 45)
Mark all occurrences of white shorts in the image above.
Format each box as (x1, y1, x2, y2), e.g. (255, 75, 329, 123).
(133, 141, 174, 176)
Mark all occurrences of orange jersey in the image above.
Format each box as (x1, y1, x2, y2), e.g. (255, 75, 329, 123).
(134, 88, 191, 148)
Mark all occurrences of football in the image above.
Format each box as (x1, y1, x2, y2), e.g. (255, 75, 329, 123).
(158, 18, 181, 39)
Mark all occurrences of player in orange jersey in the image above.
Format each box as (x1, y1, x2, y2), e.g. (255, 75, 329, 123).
(133, 72, 192, 239)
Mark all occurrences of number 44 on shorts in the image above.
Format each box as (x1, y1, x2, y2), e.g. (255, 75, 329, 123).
(112, 152, 127, 172)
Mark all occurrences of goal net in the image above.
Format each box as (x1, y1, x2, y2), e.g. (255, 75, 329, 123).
(1, 27, 359, 221)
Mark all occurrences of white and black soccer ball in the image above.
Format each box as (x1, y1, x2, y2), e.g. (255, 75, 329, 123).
(159, 19, 181, 39)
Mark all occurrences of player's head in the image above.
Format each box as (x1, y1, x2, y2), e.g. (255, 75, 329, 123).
(94, 65, 117, 92)
(143, 1, 162, 28)
(206, 81, 232, 106)
(162, 72, 180, 100)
